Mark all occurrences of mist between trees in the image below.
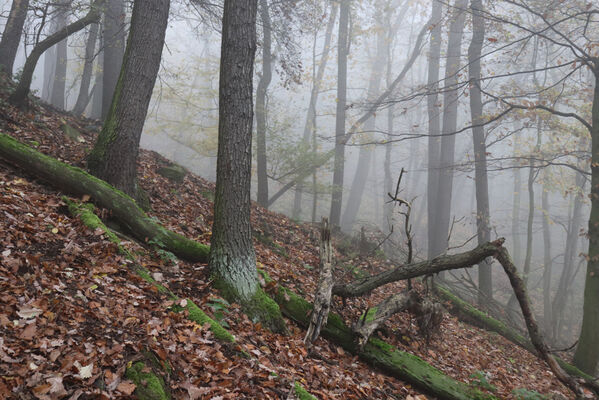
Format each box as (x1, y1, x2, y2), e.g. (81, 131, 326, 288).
(1, 0, 598, 378)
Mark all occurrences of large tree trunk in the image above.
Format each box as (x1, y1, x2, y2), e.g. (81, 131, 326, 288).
(255, 0, 272, 208)
(208, 0, 285, 333)
(468, 0, 493, 305)
(426, 0, 443, 259)
(329, 0, 350, 228)
(432, 0, 468, 265)
(0, 132, 209, 262)
(0, 0, 30, 75)
(574, 71, 599, 375)
(50, 0, 70, 110)
(292, 4, 337, 220)
(8, 0, 103, 108)
(73, 23, 100, 115)
(87, 0, 169, 197)
(101, 0, 125, 119)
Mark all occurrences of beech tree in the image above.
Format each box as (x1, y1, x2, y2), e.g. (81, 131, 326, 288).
(88, 0, 170, 197)
(0, 0, 30, 75)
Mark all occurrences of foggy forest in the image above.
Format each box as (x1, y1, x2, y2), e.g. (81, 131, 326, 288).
(1, 0, 599, 398)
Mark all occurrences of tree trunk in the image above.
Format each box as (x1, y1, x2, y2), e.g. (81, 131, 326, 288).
(73, 23, 100, 115)
(102, 0, 125, 119)
(90, 29, 104, 119)
(208, 0, 286, 333)
(8, 0, 103, 108)
(329, 0, 350, 228)
(573, 71, 599, 375)
(541, 181, 552, 335)
(255, 0, 272, 208)
(433, 0, 468, 265)
(426, 0, 443, 259)
(42, 46, 55, 102)
(293, 4, 337, 220)
(50, 0, 70, 110)
(511, 164, 522, 265)
(552, 171, 584, 341)
(468, 0, 493, 305)
(88, 0, 169, 198)
(0, 0, 30, 75)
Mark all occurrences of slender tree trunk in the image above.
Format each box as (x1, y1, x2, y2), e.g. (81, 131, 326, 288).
(102, 0, 125, 119)
(50, 0, 70, 110)
(341, 11, 385, 232)
(90, 29, 103, 119)
(468, 0, 492, 304)
(9, 0, 103, 108)
(73, 23, 99, 115)
(42, 47, 55, 102)
(0, 0, 30, 75)
(426, 0, 443, 259)
(541, 179, 552, 335)
(432, 0, 468, 263)
(87, 0, 169, 197)
(512, 163, 523, 265)
(255, 0, 272, 208)
(329, 0, 350, 228)
(553, 172, 585, 341)
(574, 70, 599, 375)
(293, 5, 337, 220)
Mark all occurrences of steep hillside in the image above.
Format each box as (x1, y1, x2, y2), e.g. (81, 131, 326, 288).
(0, 94, 574, 399)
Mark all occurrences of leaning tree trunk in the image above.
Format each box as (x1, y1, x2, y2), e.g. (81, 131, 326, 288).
(73, 23, 99, 115)
(329, 0, 350, 228)
(101, 0, 125, 119)
(293, 4, 337, 220)
(426, 0, 443, 259)
(573, 69, 599, 375)
(433, 0, 468, 266)
(87, 0, 170, 198)
(468, 0, 493, 305)
(255, 0, 272, 208)
(50, 0, 70, 110)
(0, 0, 30, 75)
(8, 0, 103, 108)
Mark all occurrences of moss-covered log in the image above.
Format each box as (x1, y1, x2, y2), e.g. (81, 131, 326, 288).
(65, 198, 235, 343)
(436, 285, 599, 388)
(0, 133, 209, 263)
(269, 284, 496, 400)
(125, 358, 170, 400)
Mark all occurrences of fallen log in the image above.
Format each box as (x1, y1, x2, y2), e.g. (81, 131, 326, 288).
(0, 133, 209, 263)
(333, 239, 505, 298)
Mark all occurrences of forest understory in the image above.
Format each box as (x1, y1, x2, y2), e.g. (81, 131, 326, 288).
(0, 84, 588, 399)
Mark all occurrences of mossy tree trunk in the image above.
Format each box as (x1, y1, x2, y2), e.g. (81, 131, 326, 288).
(0, 0, 30, 75)
(210, 0, 286, 333)
(88, 0, 170, 198)
(8, 0, 103, 108)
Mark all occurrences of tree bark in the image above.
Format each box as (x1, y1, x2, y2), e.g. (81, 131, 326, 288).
(90, 29, 104, 119)
(329, 0, 350, 228)
(426, 0, 443, 259)
(511, 164, 522, 264)
(468, 0, 493, 305)
(102, 0, 125, 119)
(431, 0, 468, 262)
(541, 181, 552, 335)
(88, 0, 170, 198)
(255, 0, 272, 208)
(8, 0, 103, 108)
(574, 70, 599, 375)
(73, 23, 100, 115)
(0, 0, 30, 75)
(50, 0, 70, 110)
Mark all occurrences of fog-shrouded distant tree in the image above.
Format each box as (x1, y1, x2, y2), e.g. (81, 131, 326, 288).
(209, 0, 286, 332)
(87, 0, 170, 198)
(50, 0, 71, 110)
(73, 22, 100, 115)
(102, 0, 126, 119)
(0, 0, 30, 76)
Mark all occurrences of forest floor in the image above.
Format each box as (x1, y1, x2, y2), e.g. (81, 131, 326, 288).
(0, 91, 575, 399)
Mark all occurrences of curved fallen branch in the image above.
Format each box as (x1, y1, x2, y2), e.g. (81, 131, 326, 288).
(0, 133, 209, 263)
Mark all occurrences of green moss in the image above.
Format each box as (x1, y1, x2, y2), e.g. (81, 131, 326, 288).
(361, 307, 378, 323)
(294, 382, 317, 400)
(125, 361, 169, 400)
(185, 299, 235, 342)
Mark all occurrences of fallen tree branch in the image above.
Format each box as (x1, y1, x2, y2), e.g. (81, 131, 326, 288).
(332, 239, 505, 298)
